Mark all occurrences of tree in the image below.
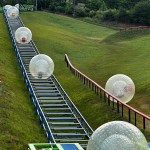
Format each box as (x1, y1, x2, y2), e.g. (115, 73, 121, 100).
(131, 1, 150, 25)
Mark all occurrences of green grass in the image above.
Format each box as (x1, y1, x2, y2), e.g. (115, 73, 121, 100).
(20, 11, 150, 139)
(0, 14, 46, 149)
(1, 10, 150, 149)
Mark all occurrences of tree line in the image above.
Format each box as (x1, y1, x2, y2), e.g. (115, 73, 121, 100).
(1, 0, 150, 25)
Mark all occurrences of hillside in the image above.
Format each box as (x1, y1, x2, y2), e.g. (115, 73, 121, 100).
(20, 12, 150, 131)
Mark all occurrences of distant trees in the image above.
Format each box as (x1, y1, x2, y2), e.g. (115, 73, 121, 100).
(131, 1, 150, 25)
(2, 0, 150, 25)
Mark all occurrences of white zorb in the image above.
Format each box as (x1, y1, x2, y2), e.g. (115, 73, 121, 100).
(29, 54, 54, 79)
(4, 5, 12, 10)
(15, 27, 32, 44)
(15, 4, 19, 10)
(87, 121, 149, 150)
(105, 74, 135, 103)
(7, 6, 19, 19)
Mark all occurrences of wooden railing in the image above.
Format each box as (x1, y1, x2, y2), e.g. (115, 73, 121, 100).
(65, 54, 150, 131)
(120, 26, 150, 32)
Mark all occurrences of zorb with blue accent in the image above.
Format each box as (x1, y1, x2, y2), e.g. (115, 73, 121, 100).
(29, 54, 54, 79)
(15, 27, 32, 44)
(7, 6, 19, 19)
(105, 74, 135, 103)
(87, 121, 149, 150)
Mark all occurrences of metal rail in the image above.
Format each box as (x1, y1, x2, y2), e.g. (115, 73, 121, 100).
(65, 54, 150, 131)
(3, 8, 93, 149)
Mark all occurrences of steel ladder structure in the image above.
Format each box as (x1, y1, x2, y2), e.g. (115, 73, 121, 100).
(3, 9, 93, 149)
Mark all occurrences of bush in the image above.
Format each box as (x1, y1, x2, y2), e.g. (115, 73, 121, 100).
(116, 8, 130, 23)
(74, 4, 87, 17)
(89, 10, 96, 17)
(65, 3, 74, 15)
(131, 1, 150, 25)
(55, 6, 65, 13)
(101, 9, 118, 21)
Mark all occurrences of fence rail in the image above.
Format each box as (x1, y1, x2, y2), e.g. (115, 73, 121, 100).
(65, 54, 150, 131)
(120, 26, 150, 31)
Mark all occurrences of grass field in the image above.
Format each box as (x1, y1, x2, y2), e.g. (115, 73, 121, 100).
(20, 12, 150, 137)
(0, 14, 46, 149)
(0, 10, 150, 149)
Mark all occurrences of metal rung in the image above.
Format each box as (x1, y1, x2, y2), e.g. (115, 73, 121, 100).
(30, 80, 52, 83)
(53, 133, 87, 137)
(35, 90, 58, 93)
(36, 93, 61, 97)
(35, 90, 59, 93)
(55, 139, 89, 142)
(31, 83, 54, 86)
(49, 122, 80, 125)
(43, 108, 70, 111)
(47, 117, 77, 120)
(39, 100, 64, 103)
(38, 97, 63, 100)
(41, 104, 67, 107)
(51, 127, 84, 130)
(45, 112, 72, 115)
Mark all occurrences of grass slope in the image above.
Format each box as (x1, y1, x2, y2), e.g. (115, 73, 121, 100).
(20, 11, 150, 138)
(0, 14, 46, 149)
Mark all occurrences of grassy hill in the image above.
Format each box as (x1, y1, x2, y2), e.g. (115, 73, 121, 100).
(20, 12, 150, 137)
(0, 14, 46, 149)
(0, 10, 150, 149)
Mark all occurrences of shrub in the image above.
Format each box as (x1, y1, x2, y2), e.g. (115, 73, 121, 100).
(101, 9, 118, 21)
(74, 4, 87, 17)
(131, 1, 150, 25)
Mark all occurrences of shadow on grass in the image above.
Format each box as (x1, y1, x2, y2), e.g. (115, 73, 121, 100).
(101, 29, 150, 43)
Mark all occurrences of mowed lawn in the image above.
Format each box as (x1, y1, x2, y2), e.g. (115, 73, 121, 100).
(0, 14, 46, 149)
(20, 11, 150, 139)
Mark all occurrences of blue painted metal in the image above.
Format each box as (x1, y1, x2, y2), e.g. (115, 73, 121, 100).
(3, 7, 93, 149)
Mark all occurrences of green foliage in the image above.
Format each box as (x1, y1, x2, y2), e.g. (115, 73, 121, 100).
(116, 8, 130, 23)
(131, 1, 150, 25)
(86, 0, 103, 10)
(101, 9, 118, 21)
(65, 3, 74, 15)
(74, 3, 87, 17)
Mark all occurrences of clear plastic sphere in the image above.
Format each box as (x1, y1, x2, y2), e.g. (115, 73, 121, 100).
(15, 27, 32, 44)
(87, 121, 149, 150)
(15, 4, 19, 10)
(105, 74, 135, 103)
(7, 6, 19, 19)
(4, 5, 12, 10)
(29, 54, 54, 79)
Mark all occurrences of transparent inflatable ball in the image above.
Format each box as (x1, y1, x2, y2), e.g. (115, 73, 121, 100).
(29, 54, 54, 79)
(105, 74, 135, 103)
(15, 27, 32, 44)
(4, 5, 12, 10)
(87, 121, 149, 150)
(7, 6, 19, 19)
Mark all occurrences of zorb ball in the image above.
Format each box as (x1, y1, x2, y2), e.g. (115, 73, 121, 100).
(105, 74, 135, 103)
(15, 4, 19, 10)
(4, 5, 12, 10)
(15, 27, 32, 44)
(7, 6, 19, 19)
(87, 121, 149, 150)
(29, 54, 54, 79)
